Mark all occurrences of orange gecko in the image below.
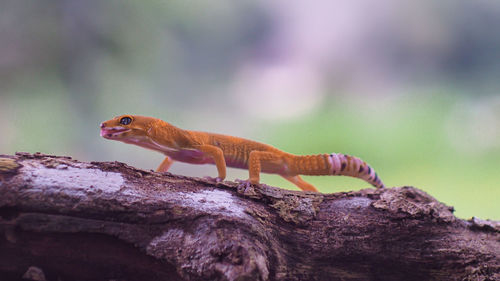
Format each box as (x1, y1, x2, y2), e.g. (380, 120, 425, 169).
(100, 115, 385, 192)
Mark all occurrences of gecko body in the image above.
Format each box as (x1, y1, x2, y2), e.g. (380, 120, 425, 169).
(100, 115, 385, 191)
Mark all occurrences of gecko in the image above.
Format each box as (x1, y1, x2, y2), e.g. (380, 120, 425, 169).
(100, 115, 385, 191)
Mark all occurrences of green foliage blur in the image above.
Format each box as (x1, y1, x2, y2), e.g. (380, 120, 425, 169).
(1, 1, 499, 219)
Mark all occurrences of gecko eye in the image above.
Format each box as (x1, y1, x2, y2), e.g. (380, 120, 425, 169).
(120, 117, 132, 125)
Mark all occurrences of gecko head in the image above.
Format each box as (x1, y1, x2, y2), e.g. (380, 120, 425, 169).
(100, 115, 155, 142)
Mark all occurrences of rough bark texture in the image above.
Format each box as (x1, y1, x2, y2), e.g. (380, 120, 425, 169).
(0, 153, 499, 281)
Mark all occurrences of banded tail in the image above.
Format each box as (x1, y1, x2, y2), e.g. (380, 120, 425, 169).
(289, 153, 385, 188)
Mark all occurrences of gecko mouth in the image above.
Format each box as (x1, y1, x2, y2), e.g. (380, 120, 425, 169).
(100, 127, 130, 138)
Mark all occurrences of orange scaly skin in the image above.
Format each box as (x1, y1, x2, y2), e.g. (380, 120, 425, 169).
(100, 115, 385, 192)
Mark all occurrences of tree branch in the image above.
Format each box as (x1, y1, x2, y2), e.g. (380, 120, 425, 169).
(0, 153, 498, 281)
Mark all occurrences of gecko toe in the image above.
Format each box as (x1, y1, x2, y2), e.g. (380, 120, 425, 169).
(203, 176, 223, 184)
(235, 179, 252, 188)
(235, 179, 262, 197)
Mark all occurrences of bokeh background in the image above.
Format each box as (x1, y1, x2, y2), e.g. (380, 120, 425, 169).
(1, 0, 499, 219)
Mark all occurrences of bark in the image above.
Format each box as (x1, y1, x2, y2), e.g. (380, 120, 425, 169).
(0, 153, 498, 281)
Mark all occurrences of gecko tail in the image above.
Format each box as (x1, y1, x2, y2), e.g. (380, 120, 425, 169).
(327, 153, 385, 188)
(290, 153, 385, 188)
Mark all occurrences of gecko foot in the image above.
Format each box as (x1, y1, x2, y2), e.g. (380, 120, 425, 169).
(203, 176, 223, 184)
(235, 179, 252, 188)
(235, 179, 260, 197)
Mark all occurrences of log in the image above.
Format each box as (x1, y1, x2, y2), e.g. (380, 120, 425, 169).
(0, 153, 498, 281)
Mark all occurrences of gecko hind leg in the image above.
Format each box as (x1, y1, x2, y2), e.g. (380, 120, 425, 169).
(281, 174, 319, 192)
(248, 150, 286, 185)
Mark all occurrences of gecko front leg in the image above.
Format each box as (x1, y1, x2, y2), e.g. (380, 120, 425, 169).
(156, 156, 174, 173)
(194, 144, 227, 181)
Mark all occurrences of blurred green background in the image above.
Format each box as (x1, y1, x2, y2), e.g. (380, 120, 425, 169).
(1, 1, 499, 220)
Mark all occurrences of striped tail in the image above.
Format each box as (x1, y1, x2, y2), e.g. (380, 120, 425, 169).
(290, 153, 385, 188)
(327, 153, 385, 188)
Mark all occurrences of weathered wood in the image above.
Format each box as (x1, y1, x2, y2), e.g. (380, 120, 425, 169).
(0, 153, 498, 281)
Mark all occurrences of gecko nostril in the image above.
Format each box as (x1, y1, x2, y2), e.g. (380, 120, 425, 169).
(100, 123, 106, 128)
